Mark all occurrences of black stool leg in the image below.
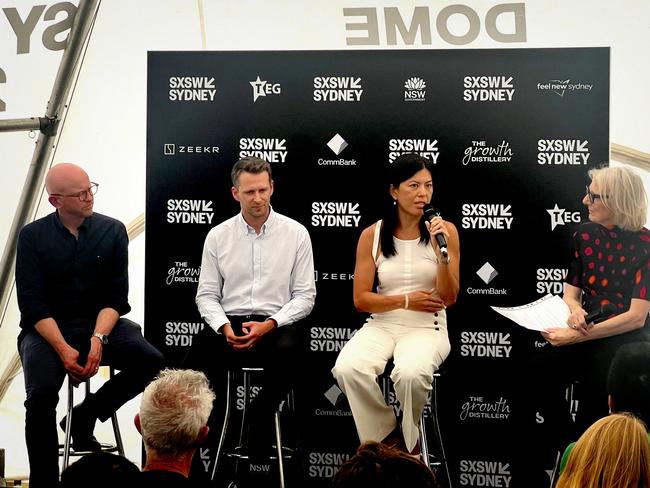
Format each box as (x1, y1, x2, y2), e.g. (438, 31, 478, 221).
(62, 376, 75, 470)
(211, 369, 233, 482)
(431, 374, 452, 488)
(274, 408, 286, 488)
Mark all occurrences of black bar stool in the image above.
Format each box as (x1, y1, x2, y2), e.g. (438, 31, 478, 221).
(380, 367, 453, 488)
(211, 366, 296, 488)
(59, 366, 125, 469)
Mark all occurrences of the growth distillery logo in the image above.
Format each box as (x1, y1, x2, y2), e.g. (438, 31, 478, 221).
(166, 199, 214, 224)
(388, 138, 439, 164)
(460, 331, 512, 358)
(467, 262, 506, 296)
(164, 321, 204, 347)
(308, 450, 351, 478)
(463, 75, 514, 102)
(537, 139, 590, 165)
(404, 77, 426, 102)
(460, 394, 511, 421)
(313, 76, 363, 102)
(162, 143, 219, 156)
(311, 201, 361, 227)
(168, 76, 216, 101)
(310, 326, 356, 352)
(461, 203, 513, 230)
(536, 268, 568, 295)
(249, 76, 281, 102)
(459, 459, 512, 488)
(239, 137, 287, 163)
(166, 260, 200, 286)
(537, 78, 593, 97)
(547, 204, 581, 231)
(462, 140, 513, 166)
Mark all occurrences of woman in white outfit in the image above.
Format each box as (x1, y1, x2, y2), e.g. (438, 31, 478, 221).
(332, 153, 460, 454)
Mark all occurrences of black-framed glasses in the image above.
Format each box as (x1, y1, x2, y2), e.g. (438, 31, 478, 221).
(51, 182, 99, 202)
(585, 185, 602, 204)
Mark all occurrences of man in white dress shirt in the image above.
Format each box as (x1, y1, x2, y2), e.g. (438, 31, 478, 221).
(189, 156, 316, 456)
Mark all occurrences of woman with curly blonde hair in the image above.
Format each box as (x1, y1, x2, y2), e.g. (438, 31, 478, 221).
(557, 413, 650, 488)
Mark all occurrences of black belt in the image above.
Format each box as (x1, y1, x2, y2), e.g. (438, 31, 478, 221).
(227, 314, 267, 325)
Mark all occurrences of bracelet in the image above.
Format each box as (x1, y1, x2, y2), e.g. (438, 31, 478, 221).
(404, 294, 409, 309)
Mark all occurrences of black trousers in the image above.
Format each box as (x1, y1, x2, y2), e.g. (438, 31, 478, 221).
(514, 327, 649, 486)
(183, 316, 305, 424)
(18, 318, 165, 488)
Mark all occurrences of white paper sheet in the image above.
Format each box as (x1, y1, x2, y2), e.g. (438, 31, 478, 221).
(491, 294, 570, 331)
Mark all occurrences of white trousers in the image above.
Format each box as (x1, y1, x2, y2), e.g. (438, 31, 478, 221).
(332, 323, 450, 451)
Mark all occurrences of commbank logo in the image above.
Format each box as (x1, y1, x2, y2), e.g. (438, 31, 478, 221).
(168, 76, 216, 101)
(547, 204, 581, 230)
(538, 139, 590, 165)
(404, 77, 426, 102)
(476, 262, 498, 285)
(250, 76, 281, 102)
(320, 134, 356, 166)
(324, 384, 345, 406)
(388, 138, 439, 164)
(239, 138, 287, 163)
(313, 76, 363, 102)
(463, 76, 514, 102)
(327, 134, 348, 155)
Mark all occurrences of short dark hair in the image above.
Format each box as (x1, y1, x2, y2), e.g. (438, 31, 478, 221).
(60, 452, 141, 488)
(333, 441, 440, 488)
(607, 342, 650, 424)
(231, 156, 272, 187)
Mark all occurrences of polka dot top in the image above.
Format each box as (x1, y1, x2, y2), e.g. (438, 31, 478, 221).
(566, 222, 650, 325)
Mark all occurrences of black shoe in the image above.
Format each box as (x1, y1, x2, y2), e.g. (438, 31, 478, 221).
(59, 404, 101, 452)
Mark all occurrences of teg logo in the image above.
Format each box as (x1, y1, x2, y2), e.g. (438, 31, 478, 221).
(537, 139, 590, 165)
(547, 204, 581, 231)
(459, 459, 512, 488)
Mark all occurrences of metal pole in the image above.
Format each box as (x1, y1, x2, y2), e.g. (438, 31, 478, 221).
(0, 117, 43, 133)
(0, 0, 101, 332)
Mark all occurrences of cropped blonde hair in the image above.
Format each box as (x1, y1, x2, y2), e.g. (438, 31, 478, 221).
(589, 166, 648, 231)
(556, 413, 650, 488)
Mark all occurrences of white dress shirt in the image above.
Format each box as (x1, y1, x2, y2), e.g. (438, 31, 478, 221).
(196, 208, 316, 333)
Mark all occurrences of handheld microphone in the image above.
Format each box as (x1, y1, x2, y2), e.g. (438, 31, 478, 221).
(423, 204, 448, 258)
(585, 303, 617, 324)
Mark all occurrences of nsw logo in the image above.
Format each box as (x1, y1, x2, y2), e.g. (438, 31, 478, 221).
(404, 77, 426, 102)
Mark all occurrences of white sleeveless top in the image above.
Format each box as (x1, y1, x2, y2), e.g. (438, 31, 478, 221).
(368, 220, 447, 329)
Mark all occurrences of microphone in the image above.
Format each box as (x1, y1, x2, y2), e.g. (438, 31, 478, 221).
(585, 303, 617, 324)
(423, 204, 448, 258)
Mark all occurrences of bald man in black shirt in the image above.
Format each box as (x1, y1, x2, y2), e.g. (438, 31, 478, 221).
(16, 163, 164, 487)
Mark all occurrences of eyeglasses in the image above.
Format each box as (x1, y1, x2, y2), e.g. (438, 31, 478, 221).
(585, 185, 603, 204)
(51, 182, 99, 202)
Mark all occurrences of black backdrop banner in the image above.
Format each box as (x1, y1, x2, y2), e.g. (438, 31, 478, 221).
(146, 48, 609, 487)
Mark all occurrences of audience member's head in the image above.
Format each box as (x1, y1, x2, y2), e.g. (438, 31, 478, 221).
(59, 452, 140, 487)
(608, 342, 650, 424)
(556, 413, 650, 488)
(333, 441, 440, 488)
(136, 368, 215, 460)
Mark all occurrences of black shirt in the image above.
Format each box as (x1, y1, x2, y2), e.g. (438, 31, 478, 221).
(16, 211, 131, 337)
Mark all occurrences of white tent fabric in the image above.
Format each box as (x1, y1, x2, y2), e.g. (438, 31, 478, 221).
(1, 0, 649, 480)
